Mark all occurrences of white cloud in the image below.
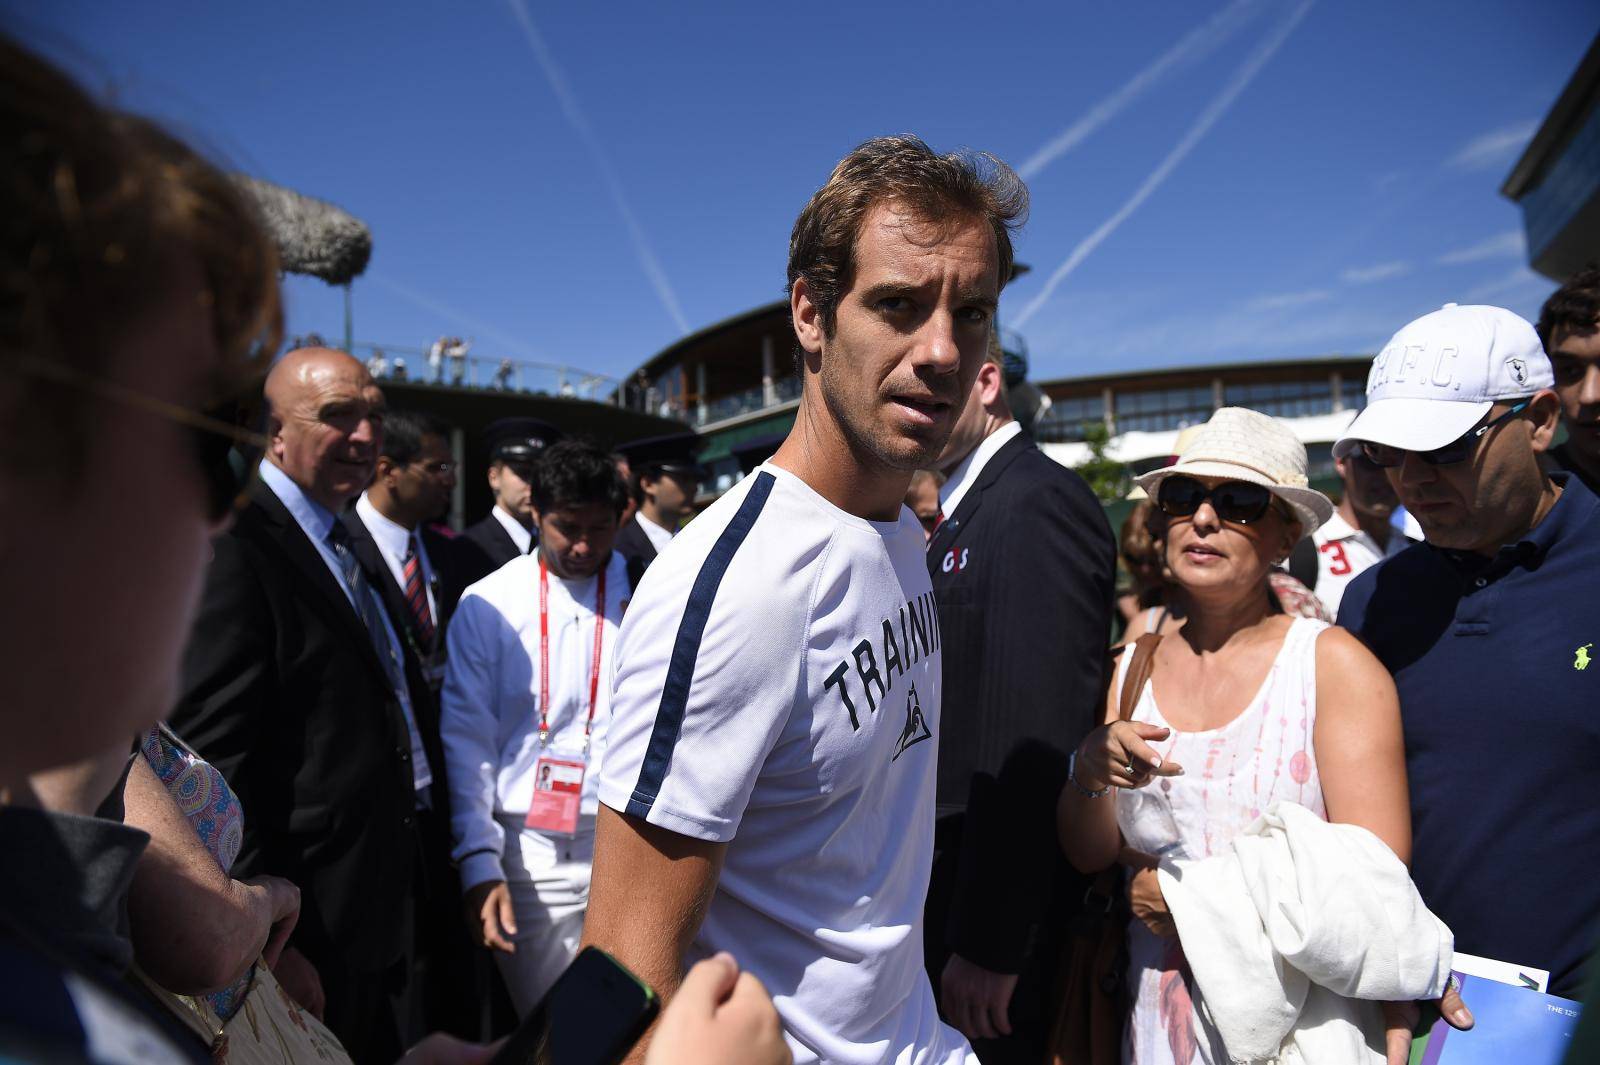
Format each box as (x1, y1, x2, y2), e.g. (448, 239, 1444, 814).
(1448, 119, 1539, 171)
(1435, 230, 1524, 266)
(1340, 261, 1412, 285)
(1247, 288, 1333, 310)
(1017, 0, 1265, 180)
(1013, 0, 1316, 328)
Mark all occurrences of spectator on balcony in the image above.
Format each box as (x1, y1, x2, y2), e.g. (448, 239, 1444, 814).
(368, 348, 389, 379)
(393, 356, 408, 380)
(613, 433, 707, 587)
(493, 358, 514, 391)
(428, 337, 446, 383)
(446, 337, 470, 386)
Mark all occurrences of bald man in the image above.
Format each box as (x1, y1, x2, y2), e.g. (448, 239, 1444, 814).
(172, 348, 429, 1062)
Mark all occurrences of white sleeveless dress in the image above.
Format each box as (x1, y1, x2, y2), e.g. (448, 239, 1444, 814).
(1113, 617, 1330, 1065)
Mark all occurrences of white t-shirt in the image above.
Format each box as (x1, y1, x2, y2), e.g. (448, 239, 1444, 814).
(599, 463, 973, 1065)
(1312, 512, 1408, 620)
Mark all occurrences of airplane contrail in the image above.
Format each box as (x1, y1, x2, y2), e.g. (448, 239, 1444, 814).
(504, 0, 691, 334)
(1018, 0, 1266, 181)
(1013, 0, 1316, 329)
(370, 273, 545, 360)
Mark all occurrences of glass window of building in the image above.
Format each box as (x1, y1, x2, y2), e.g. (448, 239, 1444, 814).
(1113, 385, 1214, 433)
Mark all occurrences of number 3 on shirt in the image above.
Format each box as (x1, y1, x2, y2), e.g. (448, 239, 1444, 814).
(1319, 541, 1352, 577)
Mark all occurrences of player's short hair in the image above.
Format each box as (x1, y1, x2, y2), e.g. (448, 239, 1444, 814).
(532, 438, 629, 518)
(379, 411, 452, 466)
(785, 135, 1027, 366)
(1537, 263, 1600, 349)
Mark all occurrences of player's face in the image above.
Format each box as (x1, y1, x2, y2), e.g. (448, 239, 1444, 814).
(536, 500, 620, 580)
(806, 202, 998, 473)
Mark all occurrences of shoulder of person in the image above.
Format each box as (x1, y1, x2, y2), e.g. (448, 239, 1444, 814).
(1313, 622, 1380, 673)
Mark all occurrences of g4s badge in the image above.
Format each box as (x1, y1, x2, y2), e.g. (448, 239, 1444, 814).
(940, 548, 969, 574)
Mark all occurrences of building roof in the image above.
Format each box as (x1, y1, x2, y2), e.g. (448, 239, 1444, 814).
(1503, 32, 1600, 200)
(1036, 353, 1371, 394)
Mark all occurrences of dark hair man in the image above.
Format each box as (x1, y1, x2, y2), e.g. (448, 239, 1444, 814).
(613, 433, 708, 586)
(583, 134, 1025, 1064)
(1310, 450, 1407, 619)
(1336, 304, 1600, 1004)
(340, 410, 481, 1036)
(442, 439, 630, 1014)
(458, 417, 563, 584)
(1536, 263, 1600, 496)
(173, 347, 432, 1061)
(923, 340, 1115, 1060)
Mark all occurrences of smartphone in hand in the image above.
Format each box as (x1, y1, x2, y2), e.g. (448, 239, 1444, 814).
(488, 947, 660, 1065)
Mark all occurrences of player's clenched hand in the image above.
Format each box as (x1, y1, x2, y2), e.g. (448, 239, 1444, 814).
(462, 880, 517, 954)
(647, 952, 789, 1065)
(1075, 721, 1184, 791)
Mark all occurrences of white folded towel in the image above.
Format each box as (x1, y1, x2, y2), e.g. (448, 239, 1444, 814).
(1157, 801, 1453, 1064)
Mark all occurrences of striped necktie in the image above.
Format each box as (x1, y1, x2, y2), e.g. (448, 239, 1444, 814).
(402, 537, 436, 649)
(326, 521, 407, 696)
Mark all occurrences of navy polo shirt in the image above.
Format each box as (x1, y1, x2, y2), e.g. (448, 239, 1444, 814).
(1338, 474, 1600, 1000)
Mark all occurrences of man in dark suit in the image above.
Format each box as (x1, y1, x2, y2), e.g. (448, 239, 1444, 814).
(342, 410, 484, 1038)
(612, 432, 706, 587)
(458, 417, 563, 585)
(172, 348, 432, 1063)
(923, 342, 1116, 1063)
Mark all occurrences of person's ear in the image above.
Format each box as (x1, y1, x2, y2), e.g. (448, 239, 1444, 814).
(976, 360, 1004, 409)
(1526, 389, 1562, 454)
(791, 278, 825, 368)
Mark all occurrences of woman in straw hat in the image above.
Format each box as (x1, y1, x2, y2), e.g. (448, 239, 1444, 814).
(1056, 407, 1435, 1065)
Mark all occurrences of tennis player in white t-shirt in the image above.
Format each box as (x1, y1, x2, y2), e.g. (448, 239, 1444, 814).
(585, 136, 1028, 1065)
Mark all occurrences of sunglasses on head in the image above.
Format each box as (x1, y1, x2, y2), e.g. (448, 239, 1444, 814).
(13, 354, 269, 522)
(1156, 475, 1281, 525)
(1358, 401, 1528, 469)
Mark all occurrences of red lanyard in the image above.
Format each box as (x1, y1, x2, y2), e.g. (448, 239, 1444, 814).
(537, 556, 607, 749)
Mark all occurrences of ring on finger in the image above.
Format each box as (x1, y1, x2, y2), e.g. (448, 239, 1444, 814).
(1123, 762, 1136, 776)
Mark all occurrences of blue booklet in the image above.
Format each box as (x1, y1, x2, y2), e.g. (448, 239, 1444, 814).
(1415, 973, 1581, 1064)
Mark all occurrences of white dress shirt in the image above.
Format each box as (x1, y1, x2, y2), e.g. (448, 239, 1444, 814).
(442, 550, 630, 891)
(634, 510, 675, 553)
(938, 420, 1022, 519)
(355, 492, 437, 621)
(259, 461, 433, 793)
(492, 504, 534, 555)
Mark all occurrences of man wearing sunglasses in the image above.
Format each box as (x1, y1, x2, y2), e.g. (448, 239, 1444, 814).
(1335, 304, 1600, 1005)
(1309, 450, 1408, 619)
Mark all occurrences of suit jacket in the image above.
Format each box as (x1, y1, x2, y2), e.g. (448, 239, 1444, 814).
(457, 512, 527, 588)
(925, 430, 1116, 973)
(171, 482, 418, 974)
(613, 515, 658, 590)
(339, 512, 467, 802)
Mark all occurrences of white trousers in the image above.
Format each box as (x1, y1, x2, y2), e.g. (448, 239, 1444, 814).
(493, 813, 596, 1015)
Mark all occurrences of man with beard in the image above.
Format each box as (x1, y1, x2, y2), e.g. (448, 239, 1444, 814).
(1537, 264, 1600, 496)
(1311, 449, 1410, 619)
(583, 135, 1025, 1065)
(342, 410, 479, 1037)
(922, 337, 1115, 1062)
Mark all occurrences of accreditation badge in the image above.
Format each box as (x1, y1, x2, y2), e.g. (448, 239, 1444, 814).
(525, 748, 587, 837)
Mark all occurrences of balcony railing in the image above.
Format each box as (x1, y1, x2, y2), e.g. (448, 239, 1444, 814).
(322, 340, 621, 401)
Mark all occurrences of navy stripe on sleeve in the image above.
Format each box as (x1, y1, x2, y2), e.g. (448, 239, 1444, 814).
(625, 471, 776, 820)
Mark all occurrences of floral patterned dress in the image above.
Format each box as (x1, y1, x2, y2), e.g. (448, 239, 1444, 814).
(139, 724, 251, 1019)
(1113, 618, 1329, 1065)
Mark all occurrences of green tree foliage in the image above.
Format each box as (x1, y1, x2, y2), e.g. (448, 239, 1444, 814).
(1073, 419, 1128, 503)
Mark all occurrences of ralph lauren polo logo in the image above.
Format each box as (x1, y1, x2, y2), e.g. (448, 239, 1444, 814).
(1576, 644, 1593, 671)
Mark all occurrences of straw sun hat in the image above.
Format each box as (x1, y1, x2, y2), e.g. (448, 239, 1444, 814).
(1133, 407, 1333, 537)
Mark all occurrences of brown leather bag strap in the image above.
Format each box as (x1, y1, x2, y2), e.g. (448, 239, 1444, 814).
(1118, 634, 1162, 722)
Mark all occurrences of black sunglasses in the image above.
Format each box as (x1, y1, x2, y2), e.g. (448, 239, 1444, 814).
(14, 354, 269, 522)
(1156, 475, 1279, 525)
(1359, 401, 1528, 469)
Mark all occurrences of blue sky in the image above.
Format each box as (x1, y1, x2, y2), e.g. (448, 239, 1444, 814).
(13, 1, 1597, 384)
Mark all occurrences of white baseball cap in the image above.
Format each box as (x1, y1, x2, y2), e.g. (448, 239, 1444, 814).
(1332, 304, 1554, 459)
